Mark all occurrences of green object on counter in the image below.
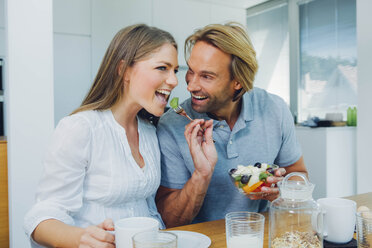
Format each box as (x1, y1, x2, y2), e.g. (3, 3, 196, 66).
(352, 107, 357, 126)
(347, 107, 357, 126)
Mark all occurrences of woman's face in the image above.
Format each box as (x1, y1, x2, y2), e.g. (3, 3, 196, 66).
(125, 43, 179, 117)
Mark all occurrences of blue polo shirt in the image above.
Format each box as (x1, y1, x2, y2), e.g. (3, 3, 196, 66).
(156, 87, 302, 223)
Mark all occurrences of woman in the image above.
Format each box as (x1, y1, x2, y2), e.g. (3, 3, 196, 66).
(24, 24, 179, 248)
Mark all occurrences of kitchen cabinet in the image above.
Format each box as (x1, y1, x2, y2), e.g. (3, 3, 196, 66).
(0, 137, 8, 247)
(296, 126, 356, 200)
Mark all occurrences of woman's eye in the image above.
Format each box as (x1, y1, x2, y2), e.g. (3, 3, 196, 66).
(174, 69, 179, 74)
(156, 66, 167, 71)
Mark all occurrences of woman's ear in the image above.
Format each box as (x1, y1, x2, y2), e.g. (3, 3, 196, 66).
(118, 60, 131, 83)
(117, 59, 125, 76)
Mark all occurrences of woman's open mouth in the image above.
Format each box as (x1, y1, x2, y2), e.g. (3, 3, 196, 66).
(155, 89, 171, 105)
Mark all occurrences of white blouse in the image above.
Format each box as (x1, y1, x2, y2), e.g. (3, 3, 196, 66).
(24, 109, 164, 243)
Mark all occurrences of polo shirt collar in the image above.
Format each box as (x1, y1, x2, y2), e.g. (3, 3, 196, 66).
(241, 90, 254, 122)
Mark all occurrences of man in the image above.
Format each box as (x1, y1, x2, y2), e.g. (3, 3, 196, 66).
(156, 23, 307, 228)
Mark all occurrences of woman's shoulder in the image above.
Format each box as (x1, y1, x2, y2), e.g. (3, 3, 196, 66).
(62, 110, 110, 128)
(55, 110, 110, 137)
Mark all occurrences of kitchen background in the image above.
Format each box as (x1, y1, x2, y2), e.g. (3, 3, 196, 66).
(0, 0, 371, 247)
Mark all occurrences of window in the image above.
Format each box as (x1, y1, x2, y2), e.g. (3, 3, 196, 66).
(246, 0, 357, 123)
(299, 0, 357, 121)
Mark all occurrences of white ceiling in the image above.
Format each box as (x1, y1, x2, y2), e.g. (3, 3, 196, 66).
(192, 0, 269, 9)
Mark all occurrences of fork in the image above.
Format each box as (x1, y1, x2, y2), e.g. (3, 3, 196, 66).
(170, 97, 215, 141)
(172, 105, 193, 122)
(172, 104, 215, 142)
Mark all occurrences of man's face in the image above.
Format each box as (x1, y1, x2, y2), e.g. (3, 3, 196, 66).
(185, 41, 241, 115)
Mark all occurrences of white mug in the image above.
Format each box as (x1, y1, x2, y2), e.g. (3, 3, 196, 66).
(317, 198, 356, 244)
(114, 217, 160, 248)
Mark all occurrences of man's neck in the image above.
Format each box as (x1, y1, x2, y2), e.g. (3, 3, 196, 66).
(208, 99, 242, 130)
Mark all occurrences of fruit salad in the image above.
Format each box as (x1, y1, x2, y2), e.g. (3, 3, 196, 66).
(229, 163, 278, 195)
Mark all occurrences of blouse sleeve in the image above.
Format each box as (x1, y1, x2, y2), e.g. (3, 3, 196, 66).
(24, 114, 92, 238)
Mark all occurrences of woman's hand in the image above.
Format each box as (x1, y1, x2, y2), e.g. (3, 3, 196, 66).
(79, 219, 115, 248)
(184, 119, 217, 178)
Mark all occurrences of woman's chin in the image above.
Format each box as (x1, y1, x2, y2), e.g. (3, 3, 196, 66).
(148, 108, 164, 117)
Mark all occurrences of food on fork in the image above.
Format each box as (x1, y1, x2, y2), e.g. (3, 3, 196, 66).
(169, 97, 179, 110)
(229, 163, 278, 194)
(170, 97, 193, 121)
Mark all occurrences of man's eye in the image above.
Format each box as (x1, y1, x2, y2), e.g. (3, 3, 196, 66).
(202, 75, 211, 79)
(156, 66, 167, 71)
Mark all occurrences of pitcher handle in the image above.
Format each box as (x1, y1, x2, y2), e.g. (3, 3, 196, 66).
(282, 172, 309, 187)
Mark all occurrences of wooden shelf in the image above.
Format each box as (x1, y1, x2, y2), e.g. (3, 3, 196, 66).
(0, 139, 9, 247)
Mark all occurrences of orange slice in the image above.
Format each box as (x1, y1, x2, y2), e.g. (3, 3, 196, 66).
(243, 181, 263, 194)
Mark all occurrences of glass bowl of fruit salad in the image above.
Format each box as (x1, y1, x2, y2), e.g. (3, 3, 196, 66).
(228, 163, 279, 195)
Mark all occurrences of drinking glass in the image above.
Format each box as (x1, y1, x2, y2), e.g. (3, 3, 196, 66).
(225, 212, 265, 248)
(114, 217, 159, 248)
(356, 210, 372, 248)
(132, 231, 177, 248)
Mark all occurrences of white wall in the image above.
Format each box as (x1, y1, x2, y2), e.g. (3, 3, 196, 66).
(91, 0, 153, 78)
(53, 0, 92, 123)
(356, 0, 372, 194)
(0, 0, 5, 57)
(5, 1, 54, 248)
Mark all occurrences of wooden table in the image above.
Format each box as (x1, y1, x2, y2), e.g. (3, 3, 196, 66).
(166, 192, 372, 248)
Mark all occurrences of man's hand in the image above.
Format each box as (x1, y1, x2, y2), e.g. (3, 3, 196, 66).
(184, 119, 217, 178)
(155, 119, 218, 228)
(79, 219, 115, 248)
(248, 157, 308, 202)
(248, 168, 286, 202)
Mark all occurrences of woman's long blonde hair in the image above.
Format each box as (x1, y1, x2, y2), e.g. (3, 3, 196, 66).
(185, 22, 258, 101)
(72, 24, 177, 114)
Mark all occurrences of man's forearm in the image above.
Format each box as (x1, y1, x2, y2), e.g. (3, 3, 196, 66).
(157, 172, 212, 228)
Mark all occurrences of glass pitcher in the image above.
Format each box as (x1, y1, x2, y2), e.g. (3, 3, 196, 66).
(269, 172, 323, 248)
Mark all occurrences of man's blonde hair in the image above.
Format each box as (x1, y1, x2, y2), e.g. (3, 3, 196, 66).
(185, 22, 258, 100)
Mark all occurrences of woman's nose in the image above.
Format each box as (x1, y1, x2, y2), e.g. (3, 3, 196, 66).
(166, 72, 178, 88)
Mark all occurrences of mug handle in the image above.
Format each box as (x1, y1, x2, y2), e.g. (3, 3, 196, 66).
(321, 210, 327, 238)
(312, 210, 327, 238)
